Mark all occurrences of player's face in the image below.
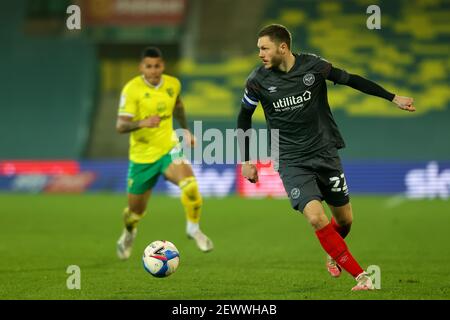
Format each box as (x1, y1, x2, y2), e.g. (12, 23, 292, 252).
(140, 57, 165, 86)
(257, 36, 283, 69)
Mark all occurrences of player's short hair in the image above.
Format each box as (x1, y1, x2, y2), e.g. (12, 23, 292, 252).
(141, 46, 163, 60)
(258, 24, 292, 50)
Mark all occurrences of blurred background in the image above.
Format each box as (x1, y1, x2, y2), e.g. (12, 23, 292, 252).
(0, 0, 449, 199)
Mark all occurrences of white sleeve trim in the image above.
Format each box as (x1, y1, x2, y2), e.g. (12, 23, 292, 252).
(243, 93, 258, 106)
(118, 112, 135, 117)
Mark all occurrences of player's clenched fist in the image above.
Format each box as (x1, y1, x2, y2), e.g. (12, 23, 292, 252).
(393, 95, 416, 112)
(242, 162, 258, 183)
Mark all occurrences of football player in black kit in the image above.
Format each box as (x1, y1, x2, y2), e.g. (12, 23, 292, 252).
(237, 24, 415, 291)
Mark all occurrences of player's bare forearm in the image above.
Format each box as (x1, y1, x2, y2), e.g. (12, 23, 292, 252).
(173, 98, 189, 130)
(173, 98, 197, 147)
(237, 106, 254, 163)
(116, 118, 142, 134)
(116, 115, 160, 134)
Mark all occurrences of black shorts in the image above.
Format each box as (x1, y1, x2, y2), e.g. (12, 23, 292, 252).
(278, 149, 350, 212)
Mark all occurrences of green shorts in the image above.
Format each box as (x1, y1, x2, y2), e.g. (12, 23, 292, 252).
(127, 145, 184, 194)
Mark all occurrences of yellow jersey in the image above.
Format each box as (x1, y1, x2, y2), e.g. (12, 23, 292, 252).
(118, 74, 181, 163)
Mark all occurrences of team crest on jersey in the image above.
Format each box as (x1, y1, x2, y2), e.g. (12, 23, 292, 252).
(166, 88, 174, 97)
(303, 73, 315, 86)
(290, 188, 301, 199)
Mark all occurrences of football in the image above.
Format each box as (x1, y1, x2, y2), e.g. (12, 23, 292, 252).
(142, 240, 180, 278)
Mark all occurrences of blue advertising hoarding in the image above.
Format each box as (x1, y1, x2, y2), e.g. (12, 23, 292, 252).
(0, 160, 449, 199)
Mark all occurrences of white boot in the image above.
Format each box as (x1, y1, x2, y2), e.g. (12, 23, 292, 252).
(116, 228, 137, 260)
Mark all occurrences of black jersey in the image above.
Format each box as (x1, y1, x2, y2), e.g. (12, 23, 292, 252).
(241, 53, 345, 165)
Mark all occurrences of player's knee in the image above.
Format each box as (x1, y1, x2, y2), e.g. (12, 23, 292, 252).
(308, 215, 329, 230)
(303, 203, 329, 230)
(343, 219, 353, 229)
(179, 176, 202, 202)
(335, 216, 352, 227)
(335, 212, 353, 227)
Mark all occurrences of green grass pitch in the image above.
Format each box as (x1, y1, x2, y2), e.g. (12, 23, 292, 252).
(0, 193, 449, 300)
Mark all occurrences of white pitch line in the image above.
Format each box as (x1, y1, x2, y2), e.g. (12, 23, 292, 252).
(384, 193, 407, 208)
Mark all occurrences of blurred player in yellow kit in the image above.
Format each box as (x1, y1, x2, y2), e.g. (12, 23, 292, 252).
(116, 47, 213, 259)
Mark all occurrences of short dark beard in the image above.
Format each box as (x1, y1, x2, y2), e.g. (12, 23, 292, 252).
(270, 50, 283, 69)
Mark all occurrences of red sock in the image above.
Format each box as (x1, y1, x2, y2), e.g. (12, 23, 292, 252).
(315, 223, 363, 278)
(331, 217, 351, 239)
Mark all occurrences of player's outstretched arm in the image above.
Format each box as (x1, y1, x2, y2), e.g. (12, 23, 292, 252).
(173, 96, 196, 147)
(327, 67, 415, 112)
(237, 105, 259, 183)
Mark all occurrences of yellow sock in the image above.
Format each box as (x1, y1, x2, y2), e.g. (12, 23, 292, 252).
(179, 177, 202, 224)
(123, 207, 145, 231)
